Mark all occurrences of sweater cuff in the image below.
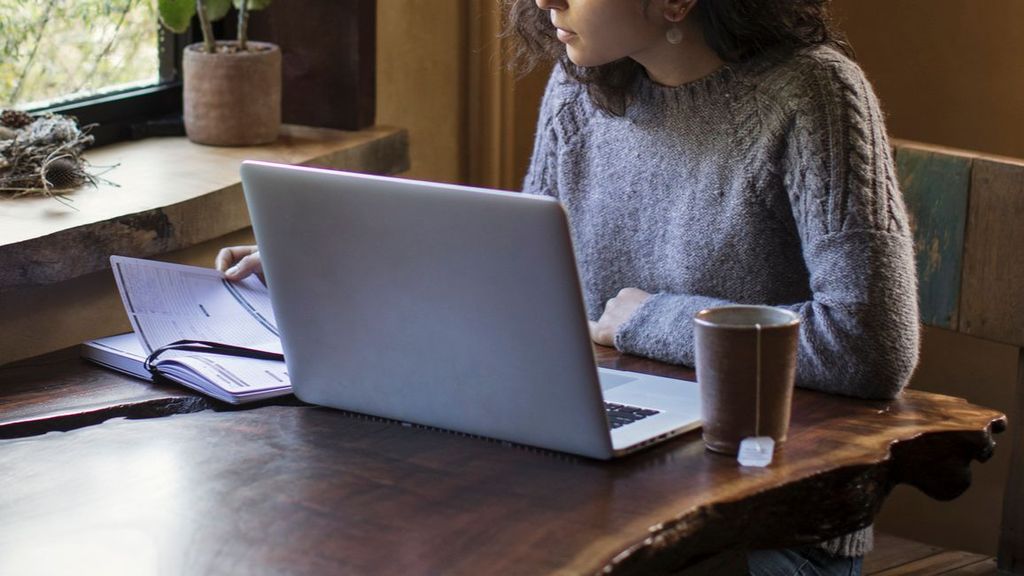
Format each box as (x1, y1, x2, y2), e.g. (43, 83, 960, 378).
(613, 292, 732, 366)
(818, 525, 874, 557)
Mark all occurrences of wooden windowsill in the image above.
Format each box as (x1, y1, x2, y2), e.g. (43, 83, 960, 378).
(0, 124, 409, 290)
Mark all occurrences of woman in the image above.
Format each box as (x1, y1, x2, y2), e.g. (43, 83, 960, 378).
(504, 0, 919, 573)
(219, 0, 919, 571)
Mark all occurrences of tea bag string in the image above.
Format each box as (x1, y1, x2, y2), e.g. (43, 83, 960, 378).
(755, 322, 762, 439)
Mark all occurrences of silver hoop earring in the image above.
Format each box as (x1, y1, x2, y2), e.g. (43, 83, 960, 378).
(666, 26, 683, 45)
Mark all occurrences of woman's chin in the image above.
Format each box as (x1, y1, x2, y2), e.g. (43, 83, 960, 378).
(565, 48, 609, 68)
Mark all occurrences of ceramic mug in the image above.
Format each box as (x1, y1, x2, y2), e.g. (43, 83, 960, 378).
(693, 305, 800, 455)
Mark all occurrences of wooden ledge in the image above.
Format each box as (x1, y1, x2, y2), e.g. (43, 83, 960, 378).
(0, 125, 409, 290)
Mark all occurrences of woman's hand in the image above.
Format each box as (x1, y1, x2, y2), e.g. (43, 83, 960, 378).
(588, 288, 651, 347)
(215, 245, 264, 282)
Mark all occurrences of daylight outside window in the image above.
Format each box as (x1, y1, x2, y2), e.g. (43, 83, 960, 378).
(0, 0, 161, 111)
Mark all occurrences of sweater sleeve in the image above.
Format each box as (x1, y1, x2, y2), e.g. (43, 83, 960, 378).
(614, 55, 920, 400)
(522, 65, 572, 198)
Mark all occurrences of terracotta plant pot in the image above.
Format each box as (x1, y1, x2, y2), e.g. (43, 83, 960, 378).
(183, 41, 281, 146)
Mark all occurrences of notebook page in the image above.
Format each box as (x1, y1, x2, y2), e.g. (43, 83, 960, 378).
(110, 256, 281, 354)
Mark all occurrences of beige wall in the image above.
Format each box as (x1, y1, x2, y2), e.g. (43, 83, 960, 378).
(376, 1, 466, 184)
(833, 0, 1024, 160)
(375, 1, 549, 190)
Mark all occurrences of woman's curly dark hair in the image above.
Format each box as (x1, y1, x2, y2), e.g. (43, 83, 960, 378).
(503, 0, 853, 115)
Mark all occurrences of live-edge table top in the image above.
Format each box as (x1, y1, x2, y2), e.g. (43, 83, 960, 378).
(0, 346, 1005, 575)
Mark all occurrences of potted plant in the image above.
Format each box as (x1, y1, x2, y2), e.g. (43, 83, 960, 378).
(159, 0, 280, 146)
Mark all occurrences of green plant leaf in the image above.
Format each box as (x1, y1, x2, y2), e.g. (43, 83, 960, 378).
(157, 0, 195, 33)
(233, 0, 273, 10)
(203, 0, 233, 21)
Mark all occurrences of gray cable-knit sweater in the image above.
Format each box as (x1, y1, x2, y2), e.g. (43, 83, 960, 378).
(522, 45, 920, 557)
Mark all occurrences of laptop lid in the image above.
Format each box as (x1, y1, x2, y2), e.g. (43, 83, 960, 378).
(242, 161, 616, 459)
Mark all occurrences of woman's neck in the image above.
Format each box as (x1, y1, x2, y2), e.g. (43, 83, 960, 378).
(632, 21, 725, 87)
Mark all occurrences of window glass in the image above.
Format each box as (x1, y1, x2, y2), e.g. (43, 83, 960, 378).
(0, 0, 160, 110)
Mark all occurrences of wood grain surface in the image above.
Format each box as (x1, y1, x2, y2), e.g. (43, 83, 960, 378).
(236, 0, 378, 131)
(0, 347, 212, 439)
(0, 346, 305, 440)
(960, 157, 1024, 347)
(0, 346, 1005, 575)
(896, 144, 972, 329)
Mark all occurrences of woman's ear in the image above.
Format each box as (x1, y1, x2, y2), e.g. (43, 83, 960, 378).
(662, 0, 697, 23)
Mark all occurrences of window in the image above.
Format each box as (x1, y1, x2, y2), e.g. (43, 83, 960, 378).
(0, 0, 189, 145)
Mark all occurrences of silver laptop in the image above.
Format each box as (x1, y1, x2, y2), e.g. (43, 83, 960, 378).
(241, 161, 702, 459)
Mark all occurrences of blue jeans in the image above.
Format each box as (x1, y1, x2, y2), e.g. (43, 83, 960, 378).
(748, 547, 862, 576)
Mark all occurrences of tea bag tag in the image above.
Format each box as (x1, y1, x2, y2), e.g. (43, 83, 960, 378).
(737, 322, 775, 467)
(738, 436, 775, 467)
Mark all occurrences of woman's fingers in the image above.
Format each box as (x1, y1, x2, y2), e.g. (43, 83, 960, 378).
(215, 245, 258, 273)
(589, 320, 614, 347)
(223, 252, 262, 281)
(216, 246, 262, 281)
(589, 288, 651, 347)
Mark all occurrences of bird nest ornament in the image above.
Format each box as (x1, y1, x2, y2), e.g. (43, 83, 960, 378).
(0, 110, 110, 206)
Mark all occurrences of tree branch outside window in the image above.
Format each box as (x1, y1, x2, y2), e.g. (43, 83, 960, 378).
(0, 0, 159, 110)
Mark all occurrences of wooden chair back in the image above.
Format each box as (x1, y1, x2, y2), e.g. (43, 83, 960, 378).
(896, 140, 1024, 573)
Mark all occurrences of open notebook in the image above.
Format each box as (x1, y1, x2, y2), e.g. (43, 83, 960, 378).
(80, 256, 291, 404)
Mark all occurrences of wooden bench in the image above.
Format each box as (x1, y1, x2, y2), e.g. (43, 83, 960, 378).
(878, 140, 1024, 574)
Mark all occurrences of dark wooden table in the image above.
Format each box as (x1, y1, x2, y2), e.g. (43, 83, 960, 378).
(0, 346, 1005, 575)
